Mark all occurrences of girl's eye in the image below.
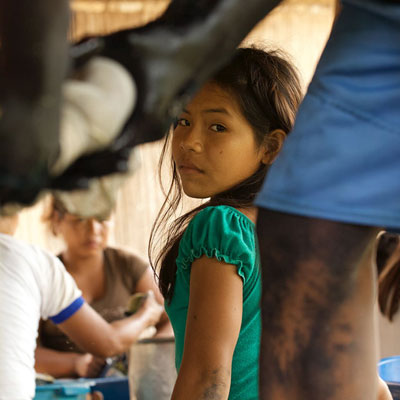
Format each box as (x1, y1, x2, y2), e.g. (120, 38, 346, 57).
(210, 124, 226, 132)
(177, 118, 190, 127)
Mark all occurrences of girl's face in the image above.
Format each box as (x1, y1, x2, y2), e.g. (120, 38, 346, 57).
(172, 83, 269, 199)
(55, 213, 111, 257)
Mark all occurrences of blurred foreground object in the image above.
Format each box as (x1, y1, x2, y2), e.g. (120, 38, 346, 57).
(71, 0, 282, 147)
(0, 0, 69, 205)
(1, 0, 282, 207)
(1, 56, 137, 219)
(50, 56, 139, 220)
(52, 57, 136, 176)
(52, 144, 140, 220)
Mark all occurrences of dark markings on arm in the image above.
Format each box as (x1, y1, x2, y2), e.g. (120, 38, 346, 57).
(200, 368, 229, 400)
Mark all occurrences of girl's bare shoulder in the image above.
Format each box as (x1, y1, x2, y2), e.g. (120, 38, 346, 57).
(235, 207, 258, 224)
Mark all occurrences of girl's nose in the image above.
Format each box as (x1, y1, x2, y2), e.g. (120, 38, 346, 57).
(180, 125, 203, 152)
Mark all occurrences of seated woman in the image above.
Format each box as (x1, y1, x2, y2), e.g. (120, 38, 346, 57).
(35, 196, 172, 378)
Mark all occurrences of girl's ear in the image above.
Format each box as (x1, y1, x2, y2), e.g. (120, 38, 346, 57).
(261, 129, 286, 165)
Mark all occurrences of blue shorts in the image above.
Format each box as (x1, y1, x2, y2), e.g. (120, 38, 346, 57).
(256, 0, 400, 232)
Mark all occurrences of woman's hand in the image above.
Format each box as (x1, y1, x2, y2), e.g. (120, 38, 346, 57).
(59, 294, 164, 358)
(139, 290, 164, 328)
(74, 353, 106, 378)
(135, 268, 174, 337)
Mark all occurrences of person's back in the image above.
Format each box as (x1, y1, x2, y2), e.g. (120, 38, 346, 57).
(0, 222, 83, 400)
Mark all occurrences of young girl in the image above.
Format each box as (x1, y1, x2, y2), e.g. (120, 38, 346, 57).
(150, 47, 302, 399)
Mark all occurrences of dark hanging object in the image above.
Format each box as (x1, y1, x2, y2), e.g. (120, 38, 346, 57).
(1, 0, 281, 205)
(0, 0, 70, 205)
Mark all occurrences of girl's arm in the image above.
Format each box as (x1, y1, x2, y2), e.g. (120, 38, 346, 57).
(171, 256, 243, 400)
(135, 268, 174, 337)
(57, 290, 163, 358)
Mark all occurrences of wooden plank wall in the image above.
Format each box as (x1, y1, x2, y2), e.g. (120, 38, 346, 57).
(15, 0, 336, 259)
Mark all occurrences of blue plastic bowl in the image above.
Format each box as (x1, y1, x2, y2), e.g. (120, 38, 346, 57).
(49, 377, 130, 400)
(34, 381, 93, 400)
(84, 376, 129, 399)
(378, 356, 400, 400)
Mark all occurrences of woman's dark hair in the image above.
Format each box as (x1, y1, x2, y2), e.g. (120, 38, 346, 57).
(149, 47, 303, 301)
(377, 232, 400, 321)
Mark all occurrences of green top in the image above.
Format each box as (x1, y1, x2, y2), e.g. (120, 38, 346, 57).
(165, 205, 261, 400)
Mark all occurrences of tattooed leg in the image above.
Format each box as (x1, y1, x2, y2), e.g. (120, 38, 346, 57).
(257, 209, 380, 400)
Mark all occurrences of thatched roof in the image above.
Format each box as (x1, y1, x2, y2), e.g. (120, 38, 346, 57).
(69, 0, 334, 40)
(70, 0, 170, 39)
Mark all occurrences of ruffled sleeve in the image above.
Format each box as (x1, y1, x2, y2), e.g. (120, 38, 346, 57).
(176, 206, 257, 283)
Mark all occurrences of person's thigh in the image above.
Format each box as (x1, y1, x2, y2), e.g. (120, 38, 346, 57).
(257, 208, 380, 400)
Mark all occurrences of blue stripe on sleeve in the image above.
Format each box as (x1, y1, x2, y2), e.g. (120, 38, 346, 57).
(49, 296, 85, 324)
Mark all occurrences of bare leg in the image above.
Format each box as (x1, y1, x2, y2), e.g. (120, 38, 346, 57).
(257, 208, 380, 400)
(0, 0, 69, 203)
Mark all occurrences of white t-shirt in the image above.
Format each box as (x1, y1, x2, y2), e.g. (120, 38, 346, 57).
(0, 233, 83, 400)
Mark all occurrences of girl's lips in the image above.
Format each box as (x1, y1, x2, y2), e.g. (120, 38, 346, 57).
(178, 161, 203, 172)
(179, 165, 203, 174)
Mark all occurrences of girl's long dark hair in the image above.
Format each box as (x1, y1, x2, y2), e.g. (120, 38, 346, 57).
(377, 232, 400, 321)
(149, 47, 303, 302)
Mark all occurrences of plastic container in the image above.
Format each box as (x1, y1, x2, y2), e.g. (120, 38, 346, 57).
(34, 381, 93, 400)
(38, 377, 130, 400)
(129, 336, 177, 400)
(378, 356, 400, 400)
(84, 376, 130, 399)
